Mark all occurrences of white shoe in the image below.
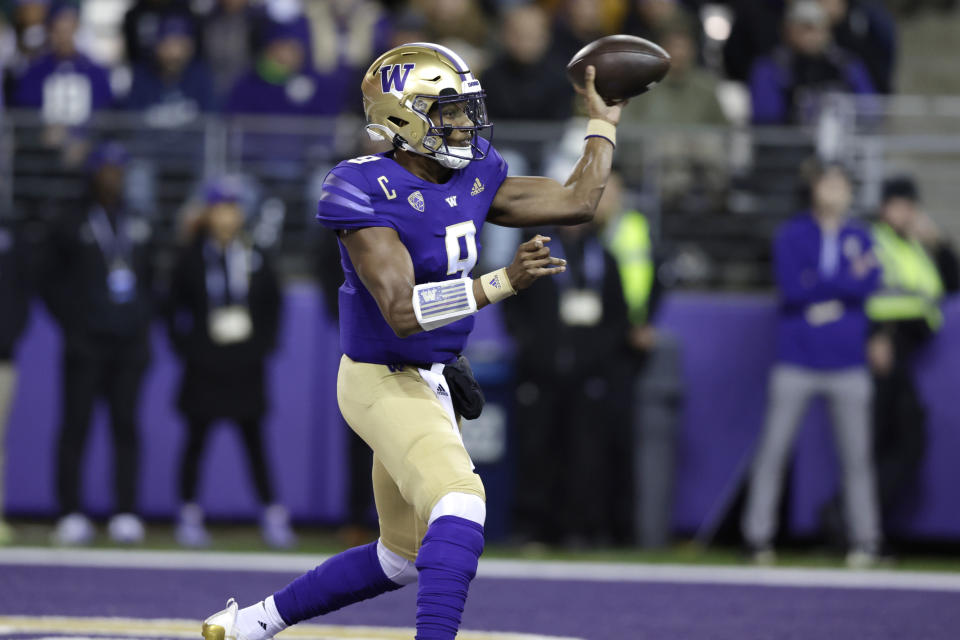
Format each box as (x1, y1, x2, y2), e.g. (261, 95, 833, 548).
(202, 598, 246, 640)
(846, 549, 879, 569)
(261, 504, 296, 549)
(108, 513, 145, 544)
(175, 503, 211, 548)
(53, 513, 95, 546)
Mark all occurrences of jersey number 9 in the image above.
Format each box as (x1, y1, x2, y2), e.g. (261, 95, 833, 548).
(445, 221, 477, 278)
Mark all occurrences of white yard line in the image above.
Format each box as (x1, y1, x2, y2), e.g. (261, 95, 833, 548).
(0, 616, 579, 640)
(1, 547, 959, 592)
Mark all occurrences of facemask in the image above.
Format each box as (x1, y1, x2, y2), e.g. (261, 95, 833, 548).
(434, 145, 473, 170)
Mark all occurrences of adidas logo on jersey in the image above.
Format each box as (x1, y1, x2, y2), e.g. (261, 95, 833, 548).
(470, 177, 484, 196)
(436, 384, 449, 397)
(445, 195, 458, 207)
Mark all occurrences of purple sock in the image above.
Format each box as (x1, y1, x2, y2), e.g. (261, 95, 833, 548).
(272, 541, 402, 624)
(414, 516, 485, 640)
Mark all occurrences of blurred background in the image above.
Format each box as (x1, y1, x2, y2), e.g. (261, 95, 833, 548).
(1, 0, 959, 566)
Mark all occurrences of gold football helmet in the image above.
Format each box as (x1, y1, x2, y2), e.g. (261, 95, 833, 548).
(361, 42, 492, 169)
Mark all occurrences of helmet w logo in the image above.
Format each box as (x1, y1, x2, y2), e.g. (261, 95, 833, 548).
(380, 63, 416, 94)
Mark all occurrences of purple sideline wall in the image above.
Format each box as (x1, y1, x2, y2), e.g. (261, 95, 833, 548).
(5, 289, 960, 539)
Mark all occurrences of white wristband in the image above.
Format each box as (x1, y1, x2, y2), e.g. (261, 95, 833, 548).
(413, 277, 478, 332)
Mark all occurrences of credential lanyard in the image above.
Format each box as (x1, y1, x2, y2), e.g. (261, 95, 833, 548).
(88, 206, 132, 268)
(204, 239, 250, 308)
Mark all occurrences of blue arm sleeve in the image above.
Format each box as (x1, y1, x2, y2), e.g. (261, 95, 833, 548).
(315, 165, 395, 232)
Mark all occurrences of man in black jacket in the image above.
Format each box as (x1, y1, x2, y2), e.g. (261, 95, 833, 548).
(0, 218, 32, 545)
(504, 222, 633, 547)
(166, 177, 293, 549)
(43, 143, 155, 546)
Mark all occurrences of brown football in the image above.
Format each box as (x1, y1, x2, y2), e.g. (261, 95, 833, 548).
(566, 35, 671, 104)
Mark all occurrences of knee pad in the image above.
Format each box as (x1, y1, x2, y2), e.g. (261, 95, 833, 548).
(429, 492, 486, 527)
(377, 539, 418, 586)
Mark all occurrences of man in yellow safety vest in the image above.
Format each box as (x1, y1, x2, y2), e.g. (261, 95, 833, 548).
(601, 173, 682, 549)
(866, 175, 958, 528)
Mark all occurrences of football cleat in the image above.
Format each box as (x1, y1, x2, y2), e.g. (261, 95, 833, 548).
(202, 598, 240, 640)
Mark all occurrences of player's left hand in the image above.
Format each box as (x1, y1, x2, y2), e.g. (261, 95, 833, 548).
(576, 65, 626, 126)
(506, 234, 566, 291)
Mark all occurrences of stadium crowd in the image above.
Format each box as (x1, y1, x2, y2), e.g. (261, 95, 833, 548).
(0, 0, 957, 566)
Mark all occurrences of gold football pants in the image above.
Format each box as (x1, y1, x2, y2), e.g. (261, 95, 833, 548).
(337, 355, 485, 561)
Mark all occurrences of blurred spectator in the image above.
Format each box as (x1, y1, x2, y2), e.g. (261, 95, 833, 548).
(623, 0, 686, 40)
(748, 0, 875, 125)
(0, 7, 23, 105)
(481, 4, 574, 122)
(303, 0, 391, 115)
(199, 0, 255, 103)
(725, 0, 897, 94)
(742, 162, 882, 566)
(504, 223, 633, 547)
(415, 0, 489, 49)
(821, 0, 897, 94)
(123, 0, 197, 67)
(723, 0, 789, 83)
(388, 7, 428, 49)
(865, 176, 959, 527)
(13, 4, 113, 124)
(0, 219, 31, 546)
(621, 17, 727, 126)
(618, 17, 729, 213)
(551, 0, 605, 60)
(8, 0, 50, 66)
(165, 177, 294, 549)
(43, 142, 155, 546)
(601, 173, 683, 549)
(124, 16, 213, 126)
(223, 20, 341, 117)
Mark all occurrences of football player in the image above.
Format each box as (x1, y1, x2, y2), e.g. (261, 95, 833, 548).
(201, 42, 623, 640)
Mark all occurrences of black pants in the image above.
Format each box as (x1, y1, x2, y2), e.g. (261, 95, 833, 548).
(873, 348, 927, 518)
(511, 372, 634, 545)
(179, 416, 275, 505)
(57, 346, 147, 514)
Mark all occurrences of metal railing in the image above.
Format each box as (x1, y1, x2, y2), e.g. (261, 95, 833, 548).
(3, 97, 959, 287)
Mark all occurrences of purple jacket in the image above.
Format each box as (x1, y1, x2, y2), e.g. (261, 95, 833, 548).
(774, 211, 881, 370)
(749, 46, 875, 125)
(14, 53, 113, 121)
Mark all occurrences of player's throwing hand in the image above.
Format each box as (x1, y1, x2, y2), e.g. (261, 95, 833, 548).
(506, 235, 567, 291)
(576, 65, 626, 125)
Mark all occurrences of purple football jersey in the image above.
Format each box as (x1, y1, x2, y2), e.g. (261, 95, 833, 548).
(316, 138, 508, 365)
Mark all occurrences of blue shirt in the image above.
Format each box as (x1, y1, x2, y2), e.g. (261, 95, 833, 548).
(774, 211, 881, 370)
(316, 139, 509, 365)
(124, 61, 214, 121)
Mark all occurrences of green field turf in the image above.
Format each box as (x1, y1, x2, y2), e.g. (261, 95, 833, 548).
(5, 518, 960, 573)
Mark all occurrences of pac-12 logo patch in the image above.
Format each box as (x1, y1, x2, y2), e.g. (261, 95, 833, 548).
(408, 190, 425, 212)
(380, 63, 415, 93)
